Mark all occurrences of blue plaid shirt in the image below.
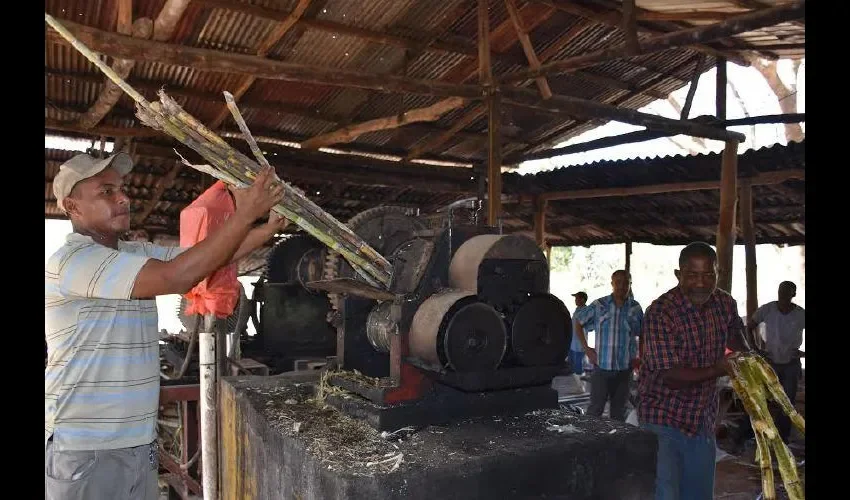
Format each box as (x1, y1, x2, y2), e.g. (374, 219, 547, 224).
(575, 294, 644, 371)
(571, 305, 590, 352)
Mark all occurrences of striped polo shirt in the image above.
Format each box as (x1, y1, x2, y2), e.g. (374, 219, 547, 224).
(45, 233, 183, 451)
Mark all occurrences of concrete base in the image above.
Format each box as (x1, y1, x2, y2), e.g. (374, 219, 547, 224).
(220, 372, 657, 500)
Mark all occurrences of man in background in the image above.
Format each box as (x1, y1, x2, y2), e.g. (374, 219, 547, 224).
(574, 271, 643, 421)
(749, 280, 805, 444)
(568, 291, 590, 376)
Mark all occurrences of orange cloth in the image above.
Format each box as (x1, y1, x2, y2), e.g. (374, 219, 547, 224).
(179, 181, 239, 318)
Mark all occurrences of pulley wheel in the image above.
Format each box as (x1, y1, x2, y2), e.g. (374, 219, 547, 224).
(439, 298, 507, 372)
(509, 294, 571, 367)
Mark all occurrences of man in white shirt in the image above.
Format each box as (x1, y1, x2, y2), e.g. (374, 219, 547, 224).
(749, 281, 805, 444)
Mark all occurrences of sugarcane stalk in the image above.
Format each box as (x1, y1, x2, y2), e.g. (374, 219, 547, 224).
(751, 356, 805, 436)
(771, 438, 804, 500)
(753, 429, 776, 500)
(728, 353, 805, 500)
(46, 12, 394, 288)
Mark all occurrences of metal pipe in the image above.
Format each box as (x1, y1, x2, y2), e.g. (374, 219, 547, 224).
(198, 313, 217, 499)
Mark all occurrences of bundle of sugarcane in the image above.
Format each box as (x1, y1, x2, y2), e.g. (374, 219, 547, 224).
(44, 13, 392, 288)
(727, 353, 805, 500)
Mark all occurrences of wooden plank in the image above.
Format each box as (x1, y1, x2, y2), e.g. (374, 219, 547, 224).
(207, 0, 313, 129)
(537, 169, 803, 202)
(46, 19, 486, 99)
(501, 2, 805, 83)
(740, 180, 758, 318)
(624, 240, 632, 275)
(299, 97, 467, 149)
(505, 0, 553, 99)
(716, 141, 739, 292)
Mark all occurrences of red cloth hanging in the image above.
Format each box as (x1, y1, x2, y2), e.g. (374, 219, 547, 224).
(179, 181, 239, 318)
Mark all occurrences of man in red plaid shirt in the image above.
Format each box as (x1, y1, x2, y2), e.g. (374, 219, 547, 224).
(638, 242, 751, 500)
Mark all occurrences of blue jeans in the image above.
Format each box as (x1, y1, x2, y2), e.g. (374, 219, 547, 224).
(641, 423, 716, 500)
(568, 350, 585, 375)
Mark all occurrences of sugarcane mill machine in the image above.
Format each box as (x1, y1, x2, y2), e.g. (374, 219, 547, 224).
(244, 202, 573, 430)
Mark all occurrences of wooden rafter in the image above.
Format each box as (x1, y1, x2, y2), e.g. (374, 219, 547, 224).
(504, 0, 552, 99)
(534, 0, 751, 66)
(405, 0, 558, 160)
(153, 0, 193, 42)
(299, 97, 467, 150)
(533, 169, 804, 203)
(680, 55, 706, 120)
(46, 19, 486, 99)
(207, 0, 313, 130)
(622, 0, 640, 55)
(76, 16, 152, 129)
(501, 2, 805, 84)
(133, 163, 183, 226)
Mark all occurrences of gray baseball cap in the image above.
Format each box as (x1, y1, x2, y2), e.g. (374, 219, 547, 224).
(53, 152, 133, 212)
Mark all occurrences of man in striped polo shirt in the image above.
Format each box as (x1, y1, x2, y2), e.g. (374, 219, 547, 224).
(638, 242, 751, 500)
(574, 270, 644, 422)
(45, 152, 286, 500)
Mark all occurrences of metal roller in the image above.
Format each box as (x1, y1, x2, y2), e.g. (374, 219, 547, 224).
(366, 301, 394, 353)
(409, 289, 507, 372)
(448, 234, 547, 292)
(509, 293, 572, 367)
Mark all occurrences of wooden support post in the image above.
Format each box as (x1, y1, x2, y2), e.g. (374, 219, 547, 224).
(716, 57, 727, 121)
(533, 196, 547, 249)
(716, 141, 739, 292)
(487, 94, 502, 226)
(622, 0, 640, 55)
(625, 240, 632, 275)
(740, 180, 758, 318)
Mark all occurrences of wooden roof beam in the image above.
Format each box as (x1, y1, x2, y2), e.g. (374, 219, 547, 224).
(534, 0, 751, 66)
(404, 0, 558, 160)
(504, 0, 552, 99)
(195, 0, 531, 68)
(47, 70, 515, 147)
(502, 1, 805, 84)
(535, 169, 805, 202)
(76, 11, 153, 129)
(299, 97, 467, 150)
(46, 19, 486, 99)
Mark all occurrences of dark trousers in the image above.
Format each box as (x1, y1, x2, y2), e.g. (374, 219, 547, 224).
(587, 368, 631, 421)
(769, 359, 802, 443)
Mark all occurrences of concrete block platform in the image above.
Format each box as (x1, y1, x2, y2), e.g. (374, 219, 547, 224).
(220, 372, 657, 500)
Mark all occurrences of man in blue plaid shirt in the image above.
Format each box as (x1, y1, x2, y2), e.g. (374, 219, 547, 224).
(574, 270, 643, 421)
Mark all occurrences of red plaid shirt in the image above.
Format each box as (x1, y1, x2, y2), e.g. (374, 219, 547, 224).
(637, 286, 742, 436)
